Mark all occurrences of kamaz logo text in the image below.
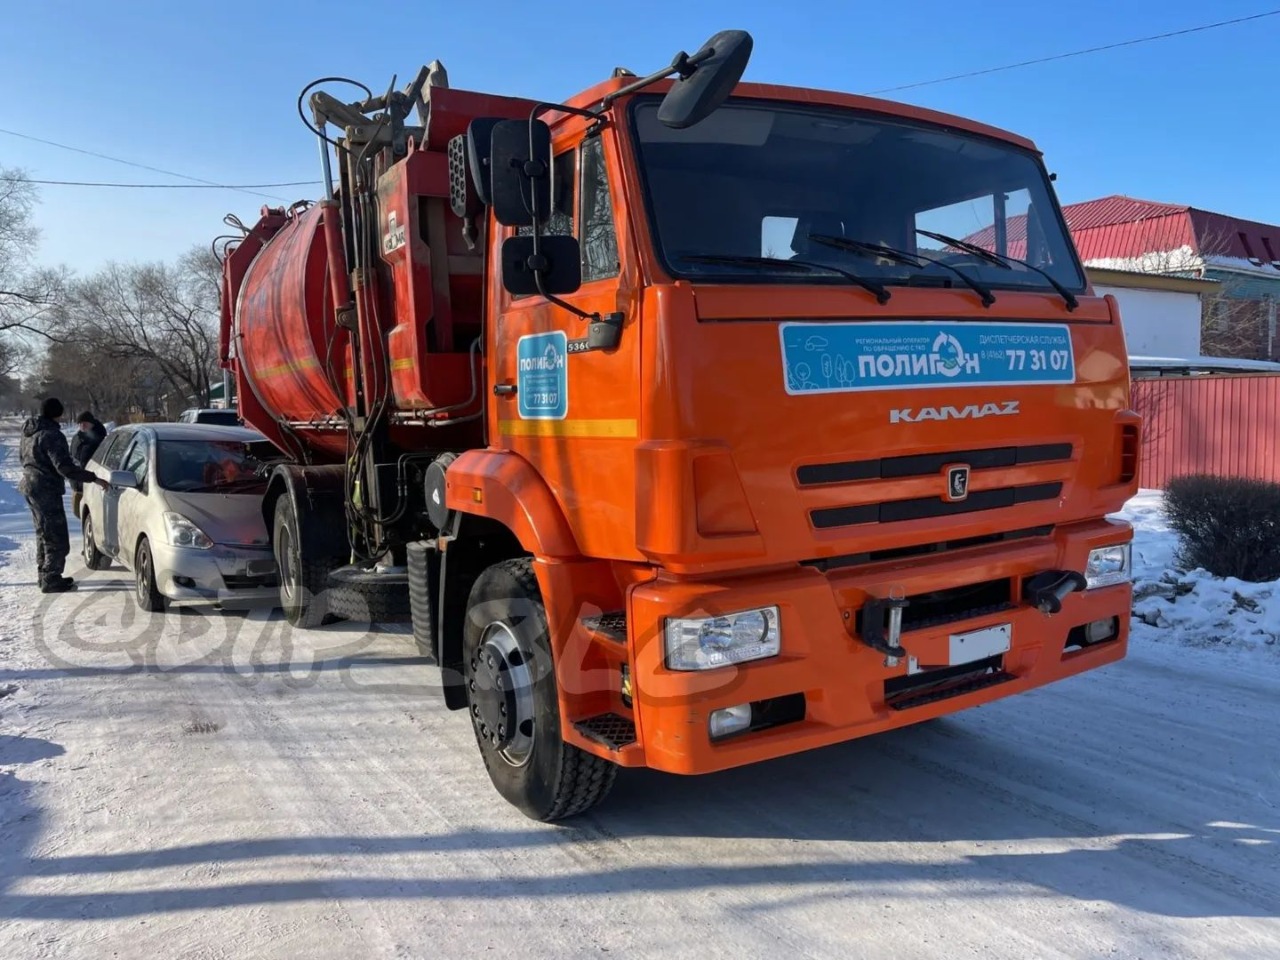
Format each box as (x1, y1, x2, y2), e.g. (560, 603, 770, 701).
(889, 401, 1020, 424)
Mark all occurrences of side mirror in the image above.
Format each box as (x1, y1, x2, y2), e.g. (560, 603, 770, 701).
(501, 235, 582, 297)
(490, 120, 552, 227)
(657, 30, 752, 129)
(463, 117, 503, 208)
(109, 470, 139, 490)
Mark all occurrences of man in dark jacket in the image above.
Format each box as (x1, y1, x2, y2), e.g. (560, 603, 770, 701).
(18, 397, 109, 593)
(69, 411, 107, 518)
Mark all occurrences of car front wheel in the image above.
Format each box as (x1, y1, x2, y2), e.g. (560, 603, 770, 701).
(134, 537, 167, 612)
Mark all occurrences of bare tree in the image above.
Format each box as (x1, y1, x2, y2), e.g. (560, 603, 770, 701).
(0, 335, 29, 379)
(0, 168, 66, 349)
(55, 245, 222, 413)
(34, 337, 162, 423)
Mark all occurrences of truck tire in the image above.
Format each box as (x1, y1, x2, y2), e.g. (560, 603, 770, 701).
(273, 496, 335, 628)
(406, 541, 436, 660)
(326, 565, 412, 624)
(463, 558, 617, 821)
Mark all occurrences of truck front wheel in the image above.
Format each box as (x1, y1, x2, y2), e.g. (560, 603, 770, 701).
(463, 558, 616, 821)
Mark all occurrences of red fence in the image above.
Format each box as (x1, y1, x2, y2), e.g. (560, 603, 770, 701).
(1130, 374, 1280, 489)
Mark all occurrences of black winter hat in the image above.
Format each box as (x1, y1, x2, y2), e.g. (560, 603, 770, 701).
(41, 397, 64, 419)
(76, 410, 96, 424)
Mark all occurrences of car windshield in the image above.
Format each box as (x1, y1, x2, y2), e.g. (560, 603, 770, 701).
(629, 97, 1084, 294)
(156, 439, 267, 494)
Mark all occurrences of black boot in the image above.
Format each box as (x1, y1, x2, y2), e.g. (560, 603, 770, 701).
(40, 577, 76, 594)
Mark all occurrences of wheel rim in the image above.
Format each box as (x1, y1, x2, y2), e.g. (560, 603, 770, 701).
(83, 517, 94, 562)
(277, 523, 297, 605)
(137, 545, 151, 605)
(470, 621, 536, 767)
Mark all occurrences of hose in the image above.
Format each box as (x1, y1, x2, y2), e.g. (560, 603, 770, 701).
(296, 76, 374, 152)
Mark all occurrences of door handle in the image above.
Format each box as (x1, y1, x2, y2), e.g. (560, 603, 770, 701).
(493, 383, 517, 397)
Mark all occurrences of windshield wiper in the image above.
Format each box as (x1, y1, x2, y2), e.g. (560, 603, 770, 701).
(679, 253, 891, 304)
(914, 228, 1079, 312)
(807, 234, 996, 309)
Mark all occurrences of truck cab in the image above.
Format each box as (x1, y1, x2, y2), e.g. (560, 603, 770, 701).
(454, 77, 1138, 801)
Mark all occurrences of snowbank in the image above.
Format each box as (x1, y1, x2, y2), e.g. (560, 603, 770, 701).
(1113, 490, 1279, 653)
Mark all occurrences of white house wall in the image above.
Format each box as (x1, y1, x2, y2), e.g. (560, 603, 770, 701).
(1094, 284, 1202, 358)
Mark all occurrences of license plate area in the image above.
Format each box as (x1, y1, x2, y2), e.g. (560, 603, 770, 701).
(949, 623, 1011, 665)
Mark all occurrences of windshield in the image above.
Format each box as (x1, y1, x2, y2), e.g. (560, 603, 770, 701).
(156, 439, 268, 494)
(629, 98, 1084, 294)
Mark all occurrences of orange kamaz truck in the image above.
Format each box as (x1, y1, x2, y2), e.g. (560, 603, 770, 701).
(218, 30, 1139, 820)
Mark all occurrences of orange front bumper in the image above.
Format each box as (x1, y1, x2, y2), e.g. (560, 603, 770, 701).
(619, 519, 1132, 774)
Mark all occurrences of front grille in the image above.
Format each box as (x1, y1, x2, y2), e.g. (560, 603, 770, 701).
(805, 525, 1053, 572)
(798, 443, 1072, 486)
(811, 482, 1063, 529)
(884, 655, 1014, 710)
(857, 578, 1014, 636)
(223, 573, 279, 590)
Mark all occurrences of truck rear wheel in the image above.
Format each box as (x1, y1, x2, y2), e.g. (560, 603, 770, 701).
(463, 558, 616, 821)
(273, 496, 334, 628)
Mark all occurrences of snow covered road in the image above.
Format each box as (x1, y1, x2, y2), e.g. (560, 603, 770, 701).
(2, 423, 1278, 959)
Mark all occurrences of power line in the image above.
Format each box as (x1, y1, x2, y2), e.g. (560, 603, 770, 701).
(870, 9, 1280, 94)
(1, 176, 320, 190)
(0, 126, 298, 201)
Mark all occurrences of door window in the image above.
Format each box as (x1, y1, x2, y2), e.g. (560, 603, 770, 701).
(100, 431, 132, 470)
(121, 437, 149, 487)
(580, 136, 620, 283)
(510, 137, 621, 290)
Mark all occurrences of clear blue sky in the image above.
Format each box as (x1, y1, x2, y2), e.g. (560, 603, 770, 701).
(3, 0, 1277, 273)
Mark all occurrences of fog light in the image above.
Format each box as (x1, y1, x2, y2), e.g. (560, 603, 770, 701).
(1085, 617, 1119, 644)
(709, 704, 752, 740)
(174, 575, 196, 588)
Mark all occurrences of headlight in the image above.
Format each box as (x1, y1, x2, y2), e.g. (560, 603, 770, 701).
(664, 605, 781, 671)
(1085, 544, 1131, 589)
(163, 512, 213, 549)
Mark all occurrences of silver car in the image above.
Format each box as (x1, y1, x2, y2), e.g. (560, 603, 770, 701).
(79, 423, 280, 611)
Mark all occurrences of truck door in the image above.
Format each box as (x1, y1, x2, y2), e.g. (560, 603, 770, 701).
(490, 131, 643, 558)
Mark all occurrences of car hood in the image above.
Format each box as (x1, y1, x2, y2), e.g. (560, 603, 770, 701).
(162, 491, 270, 547)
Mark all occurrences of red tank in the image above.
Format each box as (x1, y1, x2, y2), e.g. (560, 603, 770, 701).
(220, 85, 538, 463)
(232, 204, 350, 459)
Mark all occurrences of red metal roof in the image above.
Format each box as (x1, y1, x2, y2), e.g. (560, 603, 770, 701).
(964, 194, 1280, 271)
(1062, 195, 1187, 231)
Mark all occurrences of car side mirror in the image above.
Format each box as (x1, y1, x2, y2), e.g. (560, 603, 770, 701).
(109, 470, 139, 490)
(489, 119, 553, 227)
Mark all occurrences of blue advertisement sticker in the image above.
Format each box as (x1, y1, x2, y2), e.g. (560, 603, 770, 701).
(517, 331, 568, 419)
(779, 321, 1076, 395)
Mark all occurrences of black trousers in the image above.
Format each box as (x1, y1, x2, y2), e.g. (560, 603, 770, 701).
(24, 488, 70, 583)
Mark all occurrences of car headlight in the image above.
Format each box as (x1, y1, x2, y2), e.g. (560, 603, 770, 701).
(664, 605, 781, 671)
(1085, 544, 1131, 589)
(163, 512, 213, 549)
